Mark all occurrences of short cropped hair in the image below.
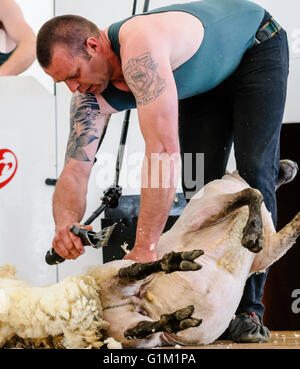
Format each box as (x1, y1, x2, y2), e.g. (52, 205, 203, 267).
(36, 15, 100, 68)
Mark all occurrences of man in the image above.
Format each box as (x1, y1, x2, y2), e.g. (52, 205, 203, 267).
(0, 0, 36, 74)
(36, 0, 289, 343)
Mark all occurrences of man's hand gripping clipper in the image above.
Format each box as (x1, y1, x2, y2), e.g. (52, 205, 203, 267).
(45, 223, 117, 265)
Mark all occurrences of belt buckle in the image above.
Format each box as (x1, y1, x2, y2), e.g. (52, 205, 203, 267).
(255, 28, 272, 44)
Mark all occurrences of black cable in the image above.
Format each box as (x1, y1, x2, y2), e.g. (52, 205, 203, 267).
(143, 0, 150, 12)
(132, 0, 138, 15)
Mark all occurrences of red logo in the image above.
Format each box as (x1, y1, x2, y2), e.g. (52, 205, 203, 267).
(0, 149, 18, 189)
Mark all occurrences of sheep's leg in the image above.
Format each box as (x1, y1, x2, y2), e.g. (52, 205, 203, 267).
(124, 305, 202, 340)
(238, 189, 264, 253)
(249, 159, 299, 270)
(251, 211, 300, 273)
(238, 159, 298, 251)
(118, 250, 204, 281)
(198, 187, 264, 253)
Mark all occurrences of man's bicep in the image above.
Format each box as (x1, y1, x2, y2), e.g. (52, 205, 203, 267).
(122, 47, 179, 151)
(123, 51, 169, 107)
(65, 92, 109, 172)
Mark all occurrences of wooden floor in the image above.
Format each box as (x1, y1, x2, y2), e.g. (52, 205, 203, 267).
(160, 331, 300, 349)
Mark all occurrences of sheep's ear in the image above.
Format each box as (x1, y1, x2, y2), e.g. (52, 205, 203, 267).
(0, 290, 10, 314)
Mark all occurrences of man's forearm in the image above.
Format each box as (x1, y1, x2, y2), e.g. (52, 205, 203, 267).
(134, 152, 180, 252)
(135, 187, 176, 248)
(53, 170, 88, 230)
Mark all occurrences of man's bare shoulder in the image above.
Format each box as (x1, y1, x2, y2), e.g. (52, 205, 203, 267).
(118, 13, 169, 49)
(118, 11, 204, 71)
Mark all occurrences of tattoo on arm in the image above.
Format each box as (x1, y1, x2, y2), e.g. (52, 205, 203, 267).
(123, 52, 167, 106)
(66, 93, 101, 163)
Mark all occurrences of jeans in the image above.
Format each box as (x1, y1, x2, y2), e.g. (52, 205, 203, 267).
(178, 11, 289, 319)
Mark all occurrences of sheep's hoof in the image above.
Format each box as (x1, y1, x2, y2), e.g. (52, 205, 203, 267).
(119, 249, 204, 281)
(161, 250, 204, 273)
(124, 305, 202, 340)
(242, 218, 263, 253)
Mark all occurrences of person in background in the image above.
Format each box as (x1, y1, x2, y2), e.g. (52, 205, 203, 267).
(0, 0, 36, 74)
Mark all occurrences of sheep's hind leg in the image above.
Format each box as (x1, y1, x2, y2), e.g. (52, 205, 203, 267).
(230, 160, 298, 252)
(124, 305, 202, 340)
(238, 188, 264, 253)
(118, 250, 204, 281)
(199, 187, 264, 253)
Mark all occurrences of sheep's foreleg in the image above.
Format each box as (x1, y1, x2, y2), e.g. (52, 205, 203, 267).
(251, 211, 300, 273)
(124, 305, 202, 340)
(118, 250, 204, 281)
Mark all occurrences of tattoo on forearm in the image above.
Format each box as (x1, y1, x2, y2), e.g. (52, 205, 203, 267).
(66, 93, 100, 163)
(123, 52, 167, 106)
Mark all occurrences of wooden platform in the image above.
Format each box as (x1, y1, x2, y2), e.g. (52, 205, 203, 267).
(160, 331, 300, 349)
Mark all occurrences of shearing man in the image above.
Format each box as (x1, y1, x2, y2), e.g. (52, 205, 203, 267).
(36, 0, 289, 343)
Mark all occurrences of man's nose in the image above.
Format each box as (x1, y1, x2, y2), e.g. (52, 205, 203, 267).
(65, 79, 80, 93)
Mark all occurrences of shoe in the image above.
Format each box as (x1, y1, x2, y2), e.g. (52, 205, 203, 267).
(227, 312, 270, 343)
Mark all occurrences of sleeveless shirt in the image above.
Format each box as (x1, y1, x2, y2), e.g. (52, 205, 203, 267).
(102, 0, 264, 111)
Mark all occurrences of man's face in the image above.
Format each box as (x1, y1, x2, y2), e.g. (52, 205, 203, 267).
(44, 43, 110, 95)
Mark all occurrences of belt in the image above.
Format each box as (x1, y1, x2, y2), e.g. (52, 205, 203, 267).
(255, 17, 282, 45)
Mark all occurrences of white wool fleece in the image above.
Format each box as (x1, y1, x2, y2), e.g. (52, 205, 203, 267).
(0, 272, 109, 348)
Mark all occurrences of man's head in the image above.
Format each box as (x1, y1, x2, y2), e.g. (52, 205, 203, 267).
(37, 15, 111, 94)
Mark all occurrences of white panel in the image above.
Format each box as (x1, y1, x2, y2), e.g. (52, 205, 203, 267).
(0, 77, 56, 286)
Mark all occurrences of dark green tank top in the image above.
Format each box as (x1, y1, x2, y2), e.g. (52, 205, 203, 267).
(0, 49, 14, 65)
(103, 0, 264, 111)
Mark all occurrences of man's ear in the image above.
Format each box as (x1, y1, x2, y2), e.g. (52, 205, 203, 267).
(85, 37, 100, 55)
